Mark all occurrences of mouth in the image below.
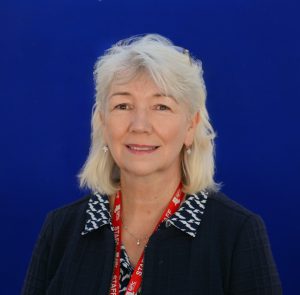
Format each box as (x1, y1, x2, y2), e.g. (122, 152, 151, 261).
(126, 144, 160, 154)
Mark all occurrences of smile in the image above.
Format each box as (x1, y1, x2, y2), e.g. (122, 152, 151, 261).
(126, 144, 159, 154)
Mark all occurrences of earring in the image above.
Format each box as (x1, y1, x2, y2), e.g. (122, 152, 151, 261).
(102, 145, 108, 153)
(186, 146, 192, 155)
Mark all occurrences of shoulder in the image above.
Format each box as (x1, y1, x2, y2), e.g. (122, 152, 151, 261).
(52, 194, 92, 212)
(42, 194, 93, 237)
(194, 191, 275, 267)
(49, 194, 92, 219)
(200, 190, 266, 239)
(205, 190, 259, 220)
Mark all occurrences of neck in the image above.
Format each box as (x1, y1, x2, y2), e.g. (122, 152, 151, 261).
(119, 170, 182, 221)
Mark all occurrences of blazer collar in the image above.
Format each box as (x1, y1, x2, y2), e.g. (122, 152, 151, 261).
(81, 190, 208, 238)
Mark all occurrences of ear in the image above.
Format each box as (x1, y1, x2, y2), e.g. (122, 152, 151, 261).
(184, 111, 200, 146)
(99, 110, 105, 125)
(98, 111, 108, 144)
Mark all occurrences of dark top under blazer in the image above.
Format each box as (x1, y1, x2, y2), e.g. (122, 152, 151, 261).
(22, 191, 282, 295)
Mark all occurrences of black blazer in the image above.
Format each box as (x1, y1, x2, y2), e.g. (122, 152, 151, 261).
(22, 191, 282, 294)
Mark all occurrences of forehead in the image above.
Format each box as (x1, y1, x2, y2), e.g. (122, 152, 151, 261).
(109, 72, 162, 96)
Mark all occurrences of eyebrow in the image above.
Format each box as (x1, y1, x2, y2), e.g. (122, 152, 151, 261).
(152, 93, 178, 103)
(109, 92, 131, 99)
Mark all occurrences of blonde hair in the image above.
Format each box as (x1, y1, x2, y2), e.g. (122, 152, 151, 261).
(78, 34, 219, 195)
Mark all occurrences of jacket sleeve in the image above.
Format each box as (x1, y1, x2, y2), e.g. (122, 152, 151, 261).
(21, 211, 54, 295)
(229, 214, 282, 294)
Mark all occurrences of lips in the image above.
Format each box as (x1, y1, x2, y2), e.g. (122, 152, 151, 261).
(126, 144, 159, 152)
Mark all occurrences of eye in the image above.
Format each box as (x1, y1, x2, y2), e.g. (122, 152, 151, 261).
(114, 103, 131, 110)
(154, 104, 171, 111)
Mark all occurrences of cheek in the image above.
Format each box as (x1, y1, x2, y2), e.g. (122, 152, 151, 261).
(103, 121, 126, 146)
(160, 121, 188, 145)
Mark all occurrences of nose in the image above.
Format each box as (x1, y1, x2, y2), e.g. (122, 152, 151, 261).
(128, 108, 153, 134)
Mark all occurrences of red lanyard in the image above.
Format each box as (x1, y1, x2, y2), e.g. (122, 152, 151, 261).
(109, 182, 185, 295)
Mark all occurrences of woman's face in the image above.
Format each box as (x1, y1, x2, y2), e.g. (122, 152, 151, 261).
(100, 72, 199, 180)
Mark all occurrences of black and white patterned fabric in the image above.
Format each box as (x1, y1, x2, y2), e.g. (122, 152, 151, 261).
(81, 191, 208, 294)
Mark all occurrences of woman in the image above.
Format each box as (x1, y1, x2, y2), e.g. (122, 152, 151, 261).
(22, 34, 282, 294)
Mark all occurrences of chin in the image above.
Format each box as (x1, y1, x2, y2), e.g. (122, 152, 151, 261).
(121, 165, 161, 178)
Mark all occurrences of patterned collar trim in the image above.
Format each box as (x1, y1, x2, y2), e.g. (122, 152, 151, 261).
(166, 191, 208, 237)
(81, 193, 112, 235)
(81, 191, 208, 238)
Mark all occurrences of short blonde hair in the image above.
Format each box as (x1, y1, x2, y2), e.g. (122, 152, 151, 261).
(78, 34, 219, 195)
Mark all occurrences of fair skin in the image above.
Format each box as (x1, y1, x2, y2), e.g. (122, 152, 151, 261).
(100, 72, 200, 267)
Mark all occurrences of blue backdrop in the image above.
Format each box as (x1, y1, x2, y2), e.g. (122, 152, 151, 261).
(1, 0, 299, 294)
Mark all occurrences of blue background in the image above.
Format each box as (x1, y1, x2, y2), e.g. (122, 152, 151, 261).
(1, 0, 299, 294)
